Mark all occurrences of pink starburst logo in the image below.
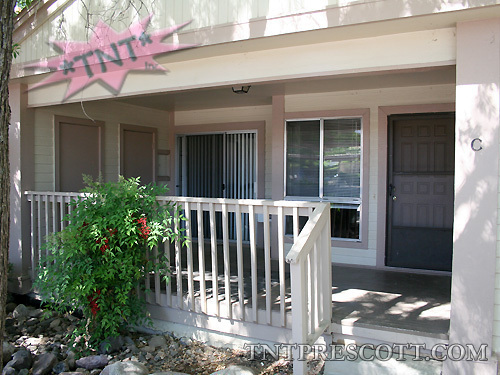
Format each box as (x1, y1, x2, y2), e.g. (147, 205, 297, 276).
(26, 14, 195, 101)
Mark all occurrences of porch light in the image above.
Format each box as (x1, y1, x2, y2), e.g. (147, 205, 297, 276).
(232, 85, 251, 94)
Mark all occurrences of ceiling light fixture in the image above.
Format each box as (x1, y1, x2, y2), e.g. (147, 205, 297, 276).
(232, 85, 251, 94)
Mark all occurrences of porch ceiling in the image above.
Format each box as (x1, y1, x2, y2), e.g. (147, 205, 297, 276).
(112, 65, 455, 112)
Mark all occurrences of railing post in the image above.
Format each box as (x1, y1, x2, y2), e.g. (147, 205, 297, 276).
(290, 260, 308, 375)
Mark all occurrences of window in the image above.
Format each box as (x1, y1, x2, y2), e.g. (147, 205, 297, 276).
(285, 117, 362, 240)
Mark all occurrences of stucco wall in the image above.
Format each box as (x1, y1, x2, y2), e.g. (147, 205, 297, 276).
(495, 131, 500, 354)
(13, 0, 500, 67)
(494, 124, 500, 354)
(33, 101, 170, 191)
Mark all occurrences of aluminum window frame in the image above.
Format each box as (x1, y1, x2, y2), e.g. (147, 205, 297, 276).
(284, 116, 363, 242)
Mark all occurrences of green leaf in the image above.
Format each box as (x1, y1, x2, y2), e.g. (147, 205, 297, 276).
(34, 176, 183, 347)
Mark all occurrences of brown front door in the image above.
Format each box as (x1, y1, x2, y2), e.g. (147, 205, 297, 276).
(386, 113, 455, 271)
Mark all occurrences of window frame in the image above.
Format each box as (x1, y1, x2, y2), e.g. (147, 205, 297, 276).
(283, 109, 370, 248)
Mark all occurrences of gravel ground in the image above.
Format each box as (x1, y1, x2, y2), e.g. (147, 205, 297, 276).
(3, 295, 324, 374)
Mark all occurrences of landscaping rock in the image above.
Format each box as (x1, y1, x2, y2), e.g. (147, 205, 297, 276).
(66, 351, 76, 370)
(49, 318, 62, 329)
(147, 335, 166, 348)
(99, 335, 124, 354)
(1, 366, 16, 375)
(12, 304, 29, 320)
(141, 345, 155, 353)
(2, 341, 15, 363)
(211, 365, 259, 375)
(2, 300, 295, 375)
(53, 360, 70, 374)
(5, 302, 17, 314)
(32, 352, 58, 375)
(29, 308, 45, 318)
(75, 355, 108, 370)
(6, 349, 32, 370)
(101, 361, 148, 375)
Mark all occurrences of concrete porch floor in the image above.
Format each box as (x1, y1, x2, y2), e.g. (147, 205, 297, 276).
(163, 241, 451, 337)
(331, 265, 451, 336)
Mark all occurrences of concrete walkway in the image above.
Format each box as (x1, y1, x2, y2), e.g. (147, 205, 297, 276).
(331, 265, 451, 336)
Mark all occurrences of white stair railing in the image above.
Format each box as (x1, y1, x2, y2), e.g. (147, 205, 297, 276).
(286, 202, 333, 375)
(159, 196, 318, 328)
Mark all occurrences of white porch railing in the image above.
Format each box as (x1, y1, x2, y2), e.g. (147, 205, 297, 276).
(286, 202, 333, 374)
(26, 191, 332, 375)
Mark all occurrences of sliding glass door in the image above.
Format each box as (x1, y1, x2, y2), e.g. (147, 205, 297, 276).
(176, 132, 257, 240)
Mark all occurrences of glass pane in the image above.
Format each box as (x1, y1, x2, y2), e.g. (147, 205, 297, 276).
(286, 120, 320, 197)
(323, 118, 361, 199)
(285, 215, 308, 236)
(331, 207, 360, 239)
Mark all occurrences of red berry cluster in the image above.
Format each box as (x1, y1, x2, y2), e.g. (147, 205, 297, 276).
(87, 290, 101, 316)
(136, 217, 151, 239)
(96, 228, 118, 254)
(96, 238, 109, 254)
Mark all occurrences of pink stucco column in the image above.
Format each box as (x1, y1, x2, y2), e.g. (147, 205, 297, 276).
(444, 19, 500, 375)
(271, 96, 285, 258)
(8, 83, 34, 294)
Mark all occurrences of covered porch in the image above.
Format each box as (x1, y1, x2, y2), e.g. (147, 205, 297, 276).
(24, 191, 451, 373)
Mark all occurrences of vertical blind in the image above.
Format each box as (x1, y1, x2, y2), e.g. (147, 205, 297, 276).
(286, 118, 361, 202)
(323, 118, 361, 200)
(286, 121, 320, 197)
(285, 117, 362, 240)
(177, 132, 257, 241)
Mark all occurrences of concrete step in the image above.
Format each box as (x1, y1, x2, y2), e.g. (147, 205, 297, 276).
(323, 322, 447, 374)
(323, 348, 443, 375)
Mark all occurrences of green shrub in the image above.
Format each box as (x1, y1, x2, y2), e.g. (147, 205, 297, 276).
(35, 177, 186, 349)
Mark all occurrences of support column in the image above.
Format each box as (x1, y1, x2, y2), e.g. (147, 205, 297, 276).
(271, 96, 285, 258)
(8, 83, 34, 294)
(271, 95, 285, 201)
(444, 19, 500, 374)
(167, 111, 176, 196)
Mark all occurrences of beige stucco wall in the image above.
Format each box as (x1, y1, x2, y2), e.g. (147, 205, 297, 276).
(13, 0, 500, 68)
(495, 110, 500, 354)
(285, 83, 456, 266)
(33, 101, 170, 191)
(495, 131, 500, 353)
(22, 27, 456, 108)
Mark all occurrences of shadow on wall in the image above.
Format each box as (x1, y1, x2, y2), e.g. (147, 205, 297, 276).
(451, 80, 499, 349)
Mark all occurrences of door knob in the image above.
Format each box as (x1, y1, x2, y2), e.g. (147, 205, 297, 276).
(392, 196, 397, 201)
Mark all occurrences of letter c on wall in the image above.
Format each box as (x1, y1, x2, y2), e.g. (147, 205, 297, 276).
(471, 138, 483, 152)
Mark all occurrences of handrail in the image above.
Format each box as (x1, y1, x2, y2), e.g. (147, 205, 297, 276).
(286, 202, 329, 264)
(286, 201, 332, 375)
(26, 191, 320, 208)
